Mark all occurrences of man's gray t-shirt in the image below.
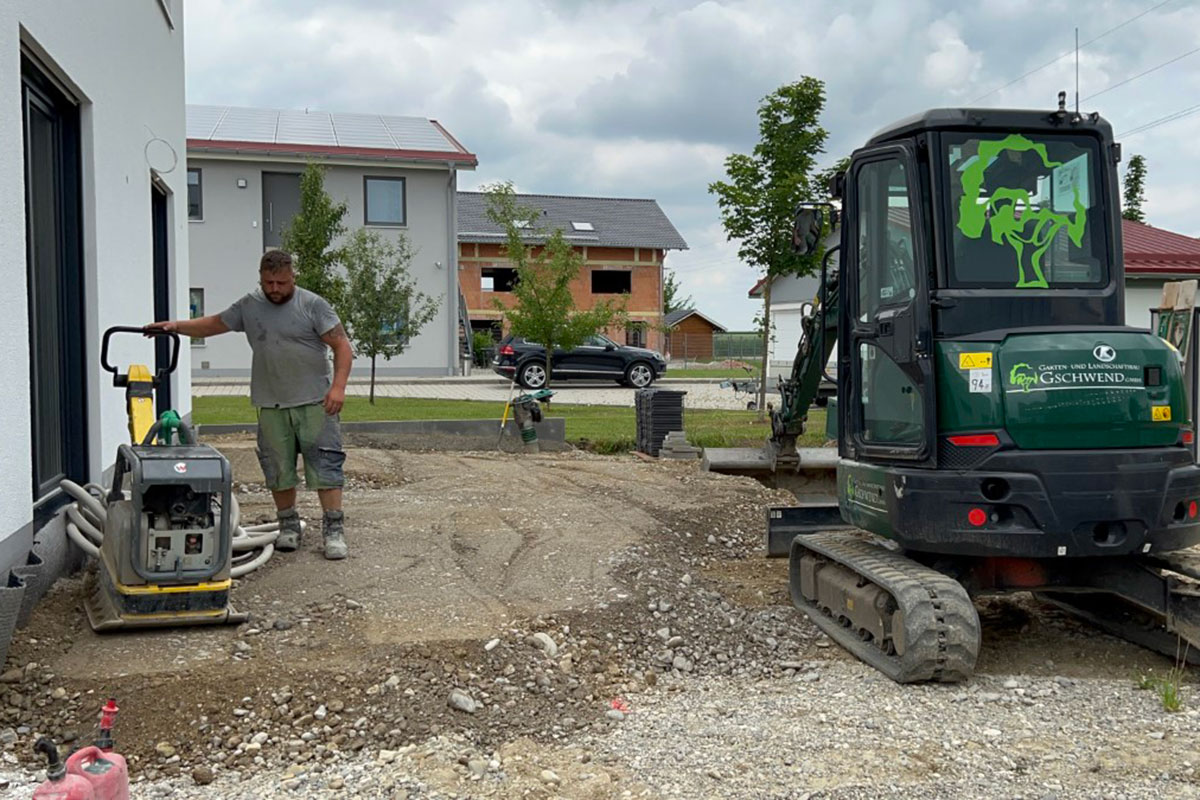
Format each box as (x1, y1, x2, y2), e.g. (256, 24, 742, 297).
(219, 287, 341, 408)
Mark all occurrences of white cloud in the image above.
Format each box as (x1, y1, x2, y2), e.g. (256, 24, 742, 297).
(922, 20, 982, 92)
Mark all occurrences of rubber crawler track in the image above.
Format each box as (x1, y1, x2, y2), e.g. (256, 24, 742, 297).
(788, 533, 981, 683)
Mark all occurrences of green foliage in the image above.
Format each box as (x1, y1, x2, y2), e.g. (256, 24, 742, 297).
(472, 329, 495, 353)
(340, 229, 441, 403)
(663, 269, 693, 315)
(280, 162, 349, 311)
(484, 181, 625, 388)
(1122, 154, 1148, 223)
(709, 78, 828, 415)
(708, 77, 829, 281)
(1133, 665, 1186, 712)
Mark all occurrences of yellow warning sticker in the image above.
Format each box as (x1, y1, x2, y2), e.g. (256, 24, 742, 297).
(959, 352, 993, 370)
(1153, 405, 1172, 422)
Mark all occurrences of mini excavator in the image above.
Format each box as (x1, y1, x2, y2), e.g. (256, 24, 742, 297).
(705, 97, 1200, 682)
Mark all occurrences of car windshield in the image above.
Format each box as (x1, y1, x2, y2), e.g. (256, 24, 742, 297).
(943, 133, 1107, 289)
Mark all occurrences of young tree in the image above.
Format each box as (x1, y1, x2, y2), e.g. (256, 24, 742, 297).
(1122, 154, 1148, 223)
(663, 269, 693, 315)
(340, 229, 440, 403)
(709, 77, 829, 415)
(485, 182, 625, 392)
(280, 162, 349, 312)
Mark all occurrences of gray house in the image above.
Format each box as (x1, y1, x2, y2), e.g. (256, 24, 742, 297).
(186, 105, 477, 376)
(0, 0, 190, 655)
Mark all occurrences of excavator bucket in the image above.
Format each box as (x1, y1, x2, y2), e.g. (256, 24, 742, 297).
(702, 444, 839, 502)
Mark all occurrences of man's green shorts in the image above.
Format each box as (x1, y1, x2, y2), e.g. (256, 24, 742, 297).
(255, 404, 345, 491)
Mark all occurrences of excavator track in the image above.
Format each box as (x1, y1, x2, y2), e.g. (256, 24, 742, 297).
(789, 532, 981, 683)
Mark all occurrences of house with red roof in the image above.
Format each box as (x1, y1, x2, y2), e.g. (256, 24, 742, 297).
(1121, 219, 1200, 329)
(186, 105, 478, 377)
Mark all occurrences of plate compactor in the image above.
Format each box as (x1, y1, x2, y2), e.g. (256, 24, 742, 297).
(704, 98, 1200, 682)
(84, 326, 244, 632)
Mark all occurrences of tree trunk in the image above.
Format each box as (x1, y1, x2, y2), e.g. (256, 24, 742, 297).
(759, 281, 771, 420)
(544, 349, 553, 404)
(370, 354, 377, 405)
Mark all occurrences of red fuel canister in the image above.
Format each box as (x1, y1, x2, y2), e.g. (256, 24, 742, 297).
(31, 738, 94, 800)
(64, 746, 128, 800)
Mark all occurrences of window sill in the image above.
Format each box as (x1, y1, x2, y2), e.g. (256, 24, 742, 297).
(364, 222, 408, 229)
(188, 218, 204, 223)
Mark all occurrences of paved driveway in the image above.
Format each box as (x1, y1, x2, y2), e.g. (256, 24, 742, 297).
(192, 377, 767, 410)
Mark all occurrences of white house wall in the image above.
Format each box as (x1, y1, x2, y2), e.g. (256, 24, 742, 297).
(1126, 279, 1165, 332)
(188, 157, 458, 377)
(0, 2, 189, 573)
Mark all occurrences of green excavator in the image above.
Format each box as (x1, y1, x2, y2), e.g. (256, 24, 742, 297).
(704, 95, 1200, 682)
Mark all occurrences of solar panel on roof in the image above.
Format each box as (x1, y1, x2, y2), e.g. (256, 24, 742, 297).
(186, 105, 472, 161)
(275, 110, 338, 146)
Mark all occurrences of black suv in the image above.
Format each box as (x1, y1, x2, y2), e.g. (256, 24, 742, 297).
(492, 334, 667, 389)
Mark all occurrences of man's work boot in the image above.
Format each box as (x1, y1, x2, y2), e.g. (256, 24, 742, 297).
(323, 510, 347, 560)
(275, 507, 302, 552)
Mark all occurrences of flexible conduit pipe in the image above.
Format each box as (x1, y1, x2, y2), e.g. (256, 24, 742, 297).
(58, 480, 302, 579)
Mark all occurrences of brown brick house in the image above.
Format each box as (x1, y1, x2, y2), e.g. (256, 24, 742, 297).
(457, 192, 688, 352)
(664, 308, 727, 362)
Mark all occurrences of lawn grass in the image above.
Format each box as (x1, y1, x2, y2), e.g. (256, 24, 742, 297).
(192, 395, 828, 454)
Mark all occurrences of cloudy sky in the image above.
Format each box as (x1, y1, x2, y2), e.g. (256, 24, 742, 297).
(184, 0, 1200, 330)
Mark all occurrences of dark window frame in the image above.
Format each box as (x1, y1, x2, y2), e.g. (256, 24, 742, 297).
(482, 266, 518, 292)
(363, 176, 407, 226)
(187, 167, 202, 220)
(591, 268, 632, 294)
(21, 53, 88, 504)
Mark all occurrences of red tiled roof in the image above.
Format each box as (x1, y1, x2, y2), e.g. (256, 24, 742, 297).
(1122, 219, 1200, 275)
(748, 219, 1200, 294)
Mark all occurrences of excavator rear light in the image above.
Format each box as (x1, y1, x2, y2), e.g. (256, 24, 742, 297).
(1190, 501, 1197, 520)
(967, 508, 988, 527)
(949, 434, 1000, 447)
(1183, 429, 1194, 446)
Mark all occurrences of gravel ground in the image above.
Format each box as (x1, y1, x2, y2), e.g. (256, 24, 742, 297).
(0, 444, 1195, 799)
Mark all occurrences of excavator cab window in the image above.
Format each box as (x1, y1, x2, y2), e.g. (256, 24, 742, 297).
(944, 133, 1106, 289)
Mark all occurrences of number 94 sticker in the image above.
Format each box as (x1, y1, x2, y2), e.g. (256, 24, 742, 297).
(969, 368, 993, 394)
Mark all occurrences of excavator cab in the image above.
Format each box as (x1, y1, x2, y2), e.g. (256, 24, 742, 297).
(706, 98, 1200, 682)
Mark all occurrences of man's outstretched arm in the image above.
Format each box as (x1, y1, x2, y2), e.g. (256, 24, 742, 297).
(145, 315, 231, 338)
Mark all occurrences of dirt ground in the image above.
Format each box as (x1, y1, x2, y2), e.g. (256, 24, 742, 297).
(0, 439, 1189, 795)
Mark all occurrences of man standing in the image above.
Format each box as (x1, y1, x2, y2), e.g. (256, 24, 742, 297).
(147, 249, 353, 560)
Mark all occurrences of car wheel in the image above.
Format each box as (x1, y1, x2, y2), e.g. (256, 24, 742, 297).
(814, 396, 829, 408)
(747, 400, 758, 411)
(625, 362, 655, 388)
(519, 361, 548, 389)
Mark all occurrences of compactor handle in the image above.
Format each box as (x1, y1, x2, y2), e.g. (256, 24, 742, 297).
(101, 326, 180, 386)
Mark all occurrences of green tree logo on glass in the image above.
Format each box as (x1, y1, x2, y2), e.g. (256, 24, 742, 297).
(957, 134, 1086, 289)
(1009, 362, 1038, 392)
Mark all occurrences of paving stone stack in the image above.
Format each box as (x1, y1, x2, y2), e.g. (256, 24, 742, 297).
(658, 430, 701, 460)
(635, 389, 687, 456)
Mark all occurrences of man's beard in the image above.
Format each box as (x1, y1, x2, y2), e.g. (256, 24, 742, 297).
(266, 288, 295, 305)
